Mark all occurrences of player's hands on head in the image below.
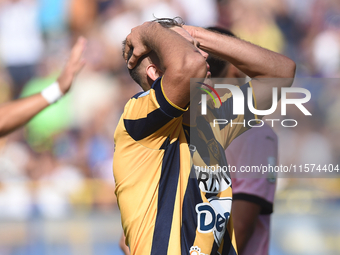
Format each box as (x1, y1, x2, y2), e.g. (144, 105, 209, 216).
(57, 37, 87, 94)
(182, 25, 202, 42)
(124, 22, 154, 69)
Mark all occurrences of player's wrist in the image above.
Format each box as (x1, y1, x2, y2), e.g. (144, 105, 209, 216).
(195, 27, 212, 48)
(183, 25, 203, 41)
(195, 28, 225, 56)
(141, 22, 161, 45)
(41, 82, 63, 104)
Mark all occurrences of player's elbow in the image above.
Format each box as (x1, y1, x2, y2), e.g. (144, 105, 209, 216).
(179, 53, 207, 79)
(0, 115, 18, 137)
(0, 119, 6, 137)
(274, 58, 296, 89)
(279, 57, 296, 79)
(284, 58, 296, 78)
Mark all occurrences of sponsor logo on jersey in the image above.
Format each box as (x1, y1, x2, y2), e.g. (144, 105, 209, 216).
(195, 167, 231, 193)
(189, 246, 208, 255)
(195, 198, 232, 246)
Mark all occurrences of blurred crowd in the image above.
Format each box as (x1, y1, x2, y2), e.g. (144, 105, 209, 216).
(0, 0, 339, 220)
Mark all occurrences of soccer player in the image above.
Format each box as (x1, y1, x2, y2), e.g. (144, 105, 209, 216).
(114, 18, 295, 255)
(207, 27, 278, 255)
(0, 37, 86, 137)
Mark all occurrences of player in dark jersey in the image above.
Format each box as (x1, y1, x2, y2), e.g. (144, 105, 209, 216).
(0, 37, 86, 137)
(114, 18, 295, 255)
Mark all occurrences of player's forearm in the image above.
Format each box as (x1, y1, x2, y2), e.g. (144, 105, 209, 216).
(0, 94, 49, 137)
(235, 230, 253, 254)
(196, 28, 296, 79)
(232, 200, 261, 254)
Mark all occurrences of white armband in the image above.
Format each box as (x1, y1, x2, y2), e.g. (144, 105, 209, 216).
(41, 82, 63, 104)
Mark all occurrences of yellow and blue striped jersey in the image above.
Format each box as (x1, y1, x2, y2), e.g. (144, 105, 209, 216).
(113, 77, 256, 255)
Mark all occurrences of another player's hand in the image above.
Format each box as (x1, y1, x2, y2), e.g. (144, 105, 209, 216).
(57, 37, 86, 94)
(123, 22, 153, 69)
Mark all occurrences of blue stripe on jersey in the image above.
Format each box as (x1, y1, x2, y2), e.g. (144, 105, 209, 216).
(227, 247, 237, 255)
(180, 167, 203, 254)
(220, 226, 237, 255)
(124, 108, 173, 141)
(159, 135, 171, 150)
(211, 241, 219, 255)
(197, 116, 215, 140)
(213, 95, 238, 130)
(150, 139, 181, 255)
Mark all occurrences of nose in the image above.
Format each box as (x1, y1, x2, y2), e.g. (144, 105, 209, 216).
(199, 48, 209, 60)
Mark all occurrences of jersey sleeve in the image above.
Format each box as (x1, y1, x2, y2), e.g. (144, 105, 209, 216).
(122, 76, 187, 149)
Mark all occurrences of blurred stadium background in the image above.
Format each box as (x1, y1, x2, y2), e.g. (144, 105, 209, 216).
(0, 0, 339, 254)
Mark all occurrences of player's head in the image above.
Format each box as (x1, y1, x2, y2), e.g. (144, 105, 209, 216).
(206, 27, 245, 79)
(123, 18, 208, 91)
(122, 18, 183, 91)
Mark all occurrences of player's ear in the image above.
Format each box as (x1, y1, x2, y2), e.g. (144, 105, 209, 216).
(146, 64, 163, 82)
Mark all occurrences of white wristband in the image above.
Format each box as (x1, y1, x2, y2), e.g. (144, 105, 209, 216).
(41, 82, 63, 104)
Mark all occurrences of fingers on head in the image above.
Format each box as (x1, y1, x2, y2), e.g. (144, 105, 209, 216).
(124, 35, 133, 61)
(128, 48, 145, 69)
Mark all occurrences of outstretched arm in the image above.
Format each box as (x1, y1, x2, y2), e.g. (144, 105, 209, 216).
(124, 22, 207, 108)
(0, 37, 86, 137)
(184, 26, 296, 111)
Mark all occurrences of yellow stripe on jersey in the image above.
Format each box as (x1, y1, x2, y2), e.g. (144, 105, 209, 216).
(160, 77, 189, 112)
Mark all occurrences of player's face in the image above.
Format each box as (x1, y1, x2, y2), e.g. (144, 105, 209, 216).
(171, 27, 211, 78)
